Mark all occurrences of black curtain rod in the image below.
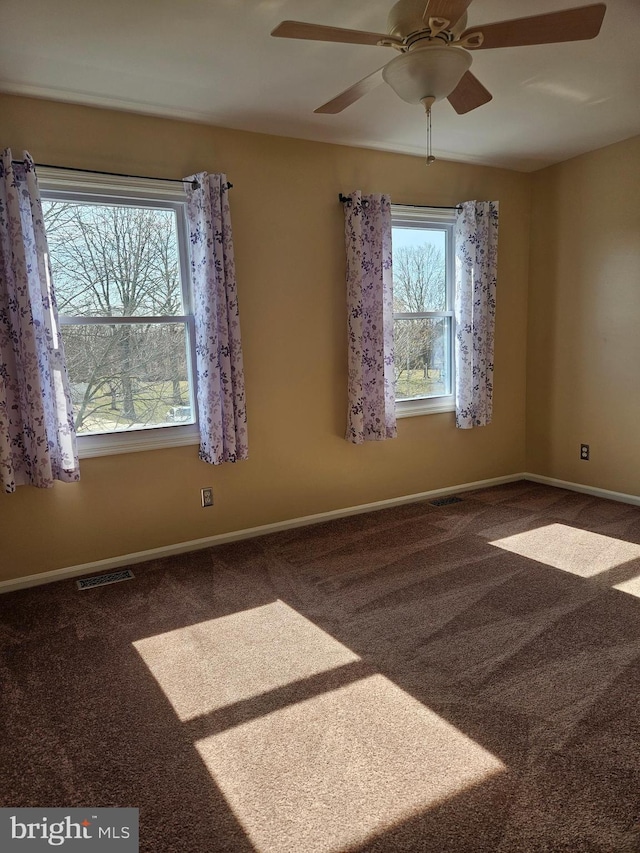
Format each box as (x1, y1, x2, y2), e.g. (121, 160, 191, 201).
(10, 160, 233, 192)
(339, 193, 460, 210)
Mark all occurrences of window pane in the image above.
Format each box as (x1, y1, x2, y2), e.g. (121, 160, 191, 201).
(61, 323, 193, 435)
(394, 317, 450, 400)
(42, 200, 184, 317)
(392, 228, 446, 312)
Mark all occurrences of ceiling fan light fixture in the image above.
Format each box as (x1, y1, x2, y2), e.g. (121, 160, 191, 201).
(382, 45, 471, 104)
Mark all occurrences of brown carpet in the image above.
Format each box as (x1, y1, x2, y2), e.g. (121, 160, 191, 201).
(1, 480, 640, 852)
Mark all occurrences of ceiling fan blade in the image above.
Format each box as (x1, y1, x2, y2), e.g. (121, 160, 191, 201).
(447, 71, 493, 114)
(271, 21, 402, 47)
(462, 4, 607, 50)
(424, 1, 473, 29)
(314, 66, 388, 114)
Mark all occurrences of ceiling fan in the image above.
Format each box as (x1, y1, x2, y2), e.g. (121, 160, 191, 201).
(271, 1, 607, 117)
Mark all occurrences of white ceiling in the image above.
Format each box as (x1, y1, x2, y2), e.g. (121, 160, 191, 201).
(1, 0, 639, 171)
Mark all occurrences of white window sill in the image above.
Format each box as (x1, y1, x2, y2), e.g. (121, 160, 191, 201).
(77, 424, 200, 458)
(396, 396, 456, 419)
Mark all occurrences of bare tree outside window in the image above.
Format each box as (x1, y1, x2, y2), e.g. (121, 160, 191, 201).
(42, 199, 194, 435)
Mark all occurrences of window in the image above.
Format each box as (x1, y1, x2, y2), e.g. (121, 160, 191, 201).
(40, 170, 198, 457)
(391, 205, 455, 417)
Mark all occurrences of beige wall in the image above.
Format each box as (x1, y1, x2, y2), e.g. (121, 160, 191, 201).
(527, 135, 640, 493)
(0, 94, 531, 581)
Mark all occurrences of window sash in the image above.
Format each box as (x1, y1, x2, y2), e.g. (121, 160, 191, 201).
(394, 315, 454, 400)
(393, 311, 454, 320)
(59, 315, 191, 325)
(40, 188, 194, 318)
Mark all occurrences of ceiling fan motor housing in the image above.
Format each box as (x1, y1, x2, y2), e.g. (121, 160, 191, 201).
(386, 0, 468, 40)
(382, 45, 472, 104)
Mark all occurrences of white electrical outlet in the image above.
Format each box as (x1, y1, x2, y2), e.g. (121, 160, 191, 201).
(201, 487, 214, 507)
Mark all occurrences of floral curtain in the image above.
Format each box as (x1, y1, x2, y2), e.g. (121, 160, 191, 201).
(344, 192, 396, 444)
(454, 200, 499, 429)
(185, 172, 248, 464)
(0, 150, 79, 493)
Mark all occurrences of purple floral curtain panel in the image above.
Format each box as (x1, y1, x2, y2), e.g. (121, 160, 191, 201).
(0, 150, 79, 493)
(185, 172, 248, 464)
(344, 192, 396, 444)
(454, 200, 499, 429)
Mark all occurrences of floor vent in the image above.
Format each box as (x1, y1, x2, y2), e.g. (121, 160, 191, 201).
(76, 569, 135, 590)
(430, 496, 463, 507)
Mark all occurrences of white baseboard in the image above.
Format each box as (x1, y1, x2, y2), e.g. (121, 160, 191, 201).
(5, 472, 637, 595)
(0, 473, 523, 594)
(523, 473, 640, 507)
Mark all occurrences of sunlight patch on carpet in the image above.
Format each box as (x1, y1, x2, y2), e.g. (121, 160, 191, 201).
(196, 674, 505, 853)
(133, 601, 359, 721)
(488, 523, 640, 578)
(613, 573, 640, 599)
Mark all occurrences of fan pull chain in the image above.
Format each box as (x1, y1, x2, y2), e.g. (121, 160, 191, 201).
(426, 106, 436, 165)
(421, 95, 437, 166)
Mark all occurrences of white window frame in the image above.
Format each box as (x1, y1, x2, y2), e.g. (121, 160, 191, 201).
(39, 168, 200, 458)
(392, 205, 456, 419)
